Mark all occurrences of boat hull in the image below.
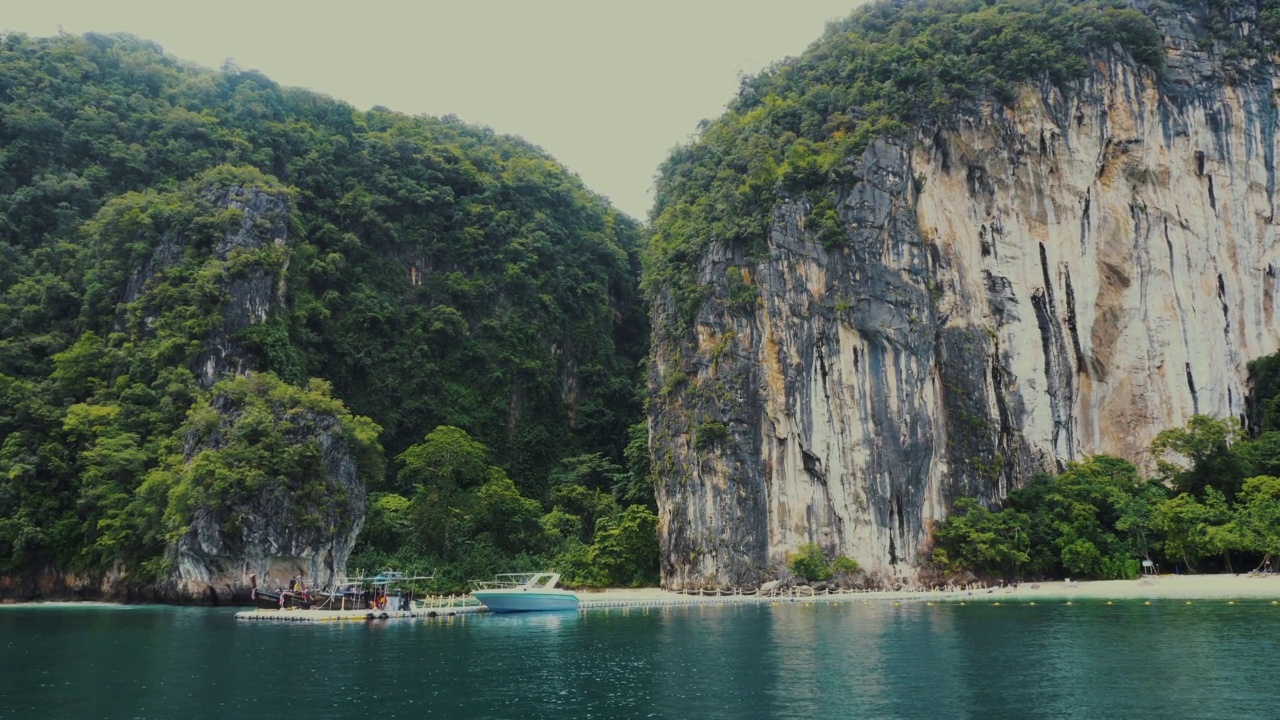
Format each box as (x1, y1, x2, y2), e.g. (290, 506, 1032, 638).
(254, 591, 318, 610)
(471, 591, 579, 613)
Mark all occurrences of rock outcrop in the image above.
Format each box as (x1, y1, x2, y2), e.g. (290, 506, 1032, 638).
(193, 184, 291, 388)
(651, 8, 1280, 587)
(158, 389, 366, 604)
(4, 181, 368, 606)
(120, 182, 290, 387)
(147, 185, 365, 604)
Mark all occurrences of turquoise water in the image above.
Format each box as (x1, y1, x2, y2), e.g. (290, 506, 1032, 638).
(1, 600, 1277, 719)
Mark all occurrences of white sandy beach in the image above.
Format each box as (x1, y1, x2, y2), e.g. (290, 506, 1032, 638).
(575, 573, 1280, 604)
(8, 573, 1280, 608)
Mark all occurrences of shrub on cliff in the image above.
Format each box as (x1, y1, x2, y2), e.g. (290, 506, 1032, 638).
(831, 555, 861, 576)
(789, 543, 833, 581)
(162, 372, 382, 545)
(692, 421, 729, 450)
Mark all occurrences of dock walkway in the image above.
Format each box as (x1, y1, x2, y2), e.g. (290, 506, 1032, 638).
(235, 601, 484, 623)
(234, 587, 908, 623)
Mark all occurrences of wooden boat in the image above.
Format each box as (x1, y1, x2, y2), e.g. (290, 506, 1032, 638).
(252, 589, 317, 610)
(249, 570, 433, 612)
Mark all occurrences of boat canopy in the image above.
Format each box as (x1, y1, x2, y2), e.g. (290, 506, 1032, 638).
(338, 570, 437, 589)
(471, 572, 564, 591)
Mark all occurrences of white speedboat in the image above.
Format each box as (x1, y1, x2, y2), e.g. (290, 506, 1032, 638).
(470, 572, 580, 613)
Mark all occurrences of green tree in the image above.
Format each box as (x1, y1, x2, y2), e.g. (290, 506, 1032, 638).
(789, 543, 832, 581)
(362, 492, 412, 550)
(397, 426, 492, 495)
(473, 473, 547, 555)
(1232, 476, 1280, 562)
(400, 427, 492, 556)
(1200, 487, 1238, 572)
(1247, 353, 1280, 431)
(1152, 415, 1245, 499)
(548, 453, 624, 499)
(589, 504, 659, 587)
(549, 483, 619, 545)
(999, 456, 1145, 579)
(1151, 493, 1212, 572)
(1114, 479, 1169, 562)
(933, 498, 1031, 580)
(618, 422, 654, 507)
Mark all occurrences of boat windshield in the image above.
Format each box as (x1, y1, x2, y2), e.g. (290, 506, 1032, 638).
(471, 572, 562, 591)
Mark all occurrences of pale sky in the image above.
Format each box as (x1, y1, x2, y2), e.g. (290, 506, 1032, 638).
(6, 1, 862, 220)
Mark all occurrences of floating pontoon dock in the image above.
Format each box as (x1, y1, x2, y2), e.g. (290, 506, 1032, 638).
(235, 576, 1280, 622)
(234, 586, 917, 623)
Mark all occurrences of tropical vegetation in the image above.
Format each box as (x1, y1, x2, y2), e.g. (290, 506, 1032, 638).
(645, 0, 1171, 324)
(0, 33, 656, 591)
(931, 355, 1280, 581)
(7, 0, 1280, 597)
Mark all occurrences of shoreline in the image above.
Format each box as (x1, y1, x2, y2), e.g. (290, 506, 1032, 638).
(578, 573, 1280, 604)
(8, 573, 1280, 609)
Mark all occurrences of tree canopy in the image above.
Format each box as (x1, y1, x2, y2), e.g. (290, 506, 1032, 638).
(933, 383, 1280, 581)
(0, 33, 654, 587)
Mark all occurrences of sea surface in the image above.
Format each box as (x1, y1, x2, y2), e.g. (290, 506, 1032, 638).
(1, 599, 1277, 719)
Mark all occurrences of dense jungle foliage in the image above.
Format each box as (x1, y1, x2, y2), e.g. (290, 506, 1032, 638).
(352, 423, 658, 591)
(8, 0, 1280, 595)
(0, 33, 655, 589)
(931, 353, 1280, 580)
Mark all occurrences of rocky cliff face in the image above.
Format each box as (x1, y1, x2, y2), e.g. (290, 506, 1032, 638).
(148, 185, 367, 604)
(121, 183, 290, 388)
(651, 9, 1280, 588)
(107, 182, 361, 605)
(159, 392, 366, 604)
(193, 185, 291, 388)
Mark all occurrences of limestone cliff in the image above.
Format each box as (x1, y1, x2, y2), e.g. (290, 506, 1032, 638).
(148, 185, 366, 603)
(158, 384, 366, 604)
(192, 184, 291, 388)
(650, 5, 1280, 587)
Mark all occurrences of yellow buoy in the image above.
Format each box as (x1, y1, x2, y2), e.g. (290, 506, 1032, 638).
(1185, 601, 1192, 605)
(1228, 601, 1236, 605)
(959, 602, 967, 606)
(1028, 602, 1036, 606)
(1066, 601, 1073, 606)
(993, 602, 1001, 606)
(1106, 601, 1113, 605)
(1144, 601, 1151, 606)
